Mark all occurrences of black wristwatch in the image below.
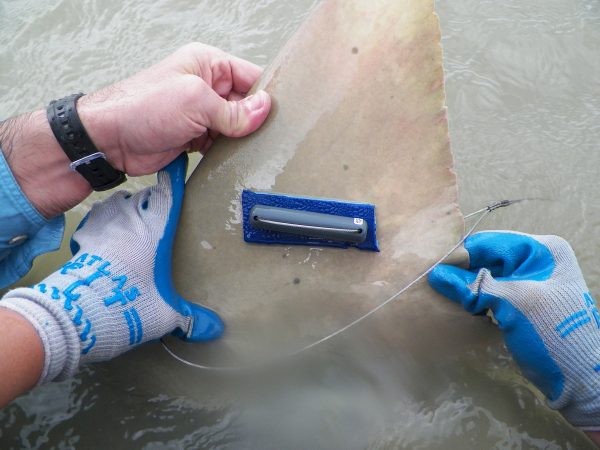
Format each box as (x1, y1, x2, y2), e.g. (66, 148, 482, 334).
(46, 93, 126, 191)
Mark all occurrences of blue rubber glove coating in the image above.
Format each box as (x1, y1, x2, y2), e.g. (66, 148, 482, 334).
(1, 154, 224, 382)
(429, 231, 600, 429)
(153, 154, 224, 341)
(70, 154, 224, 342)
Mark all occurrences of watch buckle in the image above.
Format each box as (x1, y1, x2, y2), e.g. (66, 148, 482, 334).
(69, 152, 107, 172)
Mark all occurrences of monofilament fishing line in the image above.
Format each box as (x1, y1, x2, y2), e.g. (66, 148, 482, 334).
(161, 199, 528, 371)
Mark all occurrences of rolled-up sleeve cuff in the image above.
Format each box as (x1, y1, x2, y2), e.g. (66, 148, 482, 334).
(0, 149, 65, 288)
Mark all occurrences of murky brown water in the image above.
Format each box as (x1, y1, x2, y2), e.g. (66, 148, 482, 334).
(1, 0, 599, 448)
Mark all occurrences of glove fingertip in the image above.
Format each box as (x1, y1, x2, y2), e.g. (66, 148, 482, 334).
(428, 264, 478, 306)
(182, 303, 225, 342)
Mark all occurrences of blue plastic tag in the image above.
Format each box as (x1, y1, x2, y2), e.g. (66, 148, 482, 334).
(242, 190, 379, 251)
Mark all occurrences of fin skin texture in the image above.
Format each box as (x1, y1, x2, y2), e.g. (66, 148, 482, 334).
(172, 0, 466, 363)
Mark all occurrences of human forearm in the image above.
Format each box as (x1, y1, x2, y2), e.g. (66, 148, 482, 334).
(0, 307, 43, 408)
(0, 111, 92, 218)
(0, 155, 221, 394)
(0, 43, 270, 219)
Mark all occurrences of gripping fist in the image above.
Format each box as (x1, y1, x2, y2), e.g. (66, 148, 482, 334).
(78, 42, 271, 176)
(429, 231, 600, 429)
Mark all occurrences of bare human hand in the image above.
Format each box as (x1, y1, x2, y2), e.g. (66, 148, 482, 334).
(78, 42, 271, 176)
(0, 43, 271, 218)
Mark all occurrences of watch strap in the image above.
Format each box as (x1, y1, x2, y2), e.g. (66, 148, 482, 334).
(46, 93, 126, 191)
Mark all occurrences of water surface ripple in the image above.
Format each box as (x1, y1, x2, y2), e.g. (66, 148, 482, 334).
(1, 0, 599, 448)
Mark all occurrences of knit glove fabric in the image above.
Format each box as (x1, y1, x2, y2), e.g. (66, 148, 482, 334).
(429, 231, 600, 429)
(0, 154, 223, 383)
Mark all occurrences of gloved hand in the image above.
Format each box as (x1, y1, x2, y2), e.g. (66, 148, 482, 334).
(0, 154, 223, 383)
(428, 231, 600, 429)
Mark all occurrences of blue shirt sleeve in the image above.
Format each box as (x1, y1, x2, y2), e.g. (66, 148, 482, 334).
(0, 148, 65, 288)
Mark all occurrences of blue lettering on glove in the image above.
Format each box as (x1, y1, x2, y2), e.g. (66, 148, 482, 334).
(73, 305, 83, 326)
(80, 319, 92, 341)
(123, 307, 143, 345)
(34, 253, 143, 354)
(556, 292, 600, 338)
(35, 280, 98, 355)
(86, 255, 102, 266)
(63, 282, 83, 311)
(82, 335, 96, 355)
(61, 253, 89, 274)
(103, 275, 141, 307)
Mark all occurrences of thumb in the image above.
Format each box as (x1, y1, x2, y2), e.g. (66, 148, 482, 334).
(429, 265, 497, 315)
(204, 89, 271, 137)
(178, 298, 225, 342)
(429, 265, 478, 305)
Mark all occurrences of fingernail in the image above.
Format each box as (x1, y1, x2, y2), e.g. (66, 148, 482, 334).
(243, 90, 267, 111)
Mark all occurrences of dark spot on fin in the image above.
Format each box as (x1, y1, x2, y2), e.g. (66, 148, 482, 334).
(343, 164, 349, 171)
(293, 277, 301, 285)
(351, 47, 358, 54)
